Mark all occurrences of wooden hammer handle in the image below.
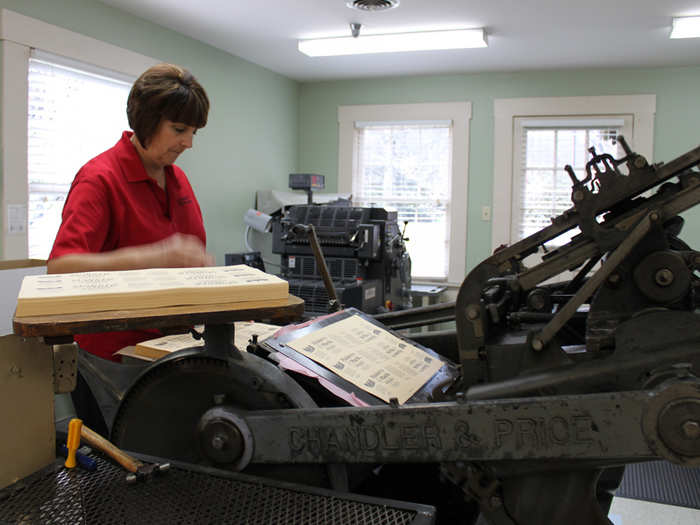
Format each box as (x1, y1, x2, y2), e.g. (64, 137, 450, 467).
(81, 424, 143, 473)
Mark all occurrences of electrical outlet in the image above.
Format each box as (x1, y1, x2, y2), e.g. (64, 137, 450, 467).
(481, 205, 491, 221)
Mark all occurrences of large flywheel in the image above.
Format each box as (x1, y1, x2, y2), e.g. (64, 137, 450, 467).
(111, 350, 345, 488)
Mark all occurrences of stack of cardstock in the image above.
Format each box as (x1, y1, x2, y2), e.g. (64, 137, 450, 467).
(15, 265, 288, 317)
(120, 321, 281, 361)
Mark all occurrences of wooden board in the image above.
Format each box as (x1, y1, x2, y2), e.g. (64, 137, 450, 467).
(0, 259, 46, 270)
(13, 295, 304, 339)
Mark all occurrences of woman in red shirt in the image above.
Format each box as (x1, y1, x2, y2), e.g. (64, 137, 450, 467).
(49, 63, 213, 432)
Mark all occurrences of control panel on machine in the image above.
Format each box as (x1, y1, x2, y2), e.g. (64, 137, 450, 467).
(289, 173, 325, 204)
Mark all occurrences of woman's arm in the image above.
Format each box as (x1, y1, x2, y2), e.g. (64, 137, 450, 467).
(47, 233, 214, 274)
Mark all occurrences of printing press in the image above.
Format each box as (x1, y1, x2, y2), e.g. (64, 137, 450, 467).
(3, 137, 700, 524)
(272, 201, 413, 316)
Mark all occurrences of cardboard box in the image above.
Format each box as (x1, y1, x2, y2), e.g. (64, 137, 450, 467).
(0, 334, 55, 489)
(1, 259, 46, 335)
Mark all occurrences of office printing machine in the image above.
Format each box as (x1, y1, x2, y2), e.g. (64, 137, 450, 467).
(2, 136, 700, 524)
(272, 202, 413, 316)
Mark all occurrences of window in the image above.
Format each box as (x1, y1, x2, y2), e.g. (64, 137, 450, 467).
(492, 95, 656, 253)
(339, 103, 470, 284)
(513, 117, 631, 246)
(353, 122, 452, 279)
(27, 54, 132, 259)
(0, 8, 156, 259)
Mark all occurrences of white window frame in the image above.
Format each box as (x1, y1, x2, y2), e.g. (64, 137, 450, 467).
(492, 95, 656, 253)
(0, 8, 158, 259)
(338, 102, 471, 285)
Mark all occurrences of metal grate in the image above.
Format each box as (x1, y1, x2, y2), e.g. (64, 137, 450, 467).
(285, 255, 362, 282)
(616, 460, 700, 509)
(1, 455, 432, 525)
(286, 206, 370, 243)
(347, 0, 400, 11)
(288, 279, 331, 314)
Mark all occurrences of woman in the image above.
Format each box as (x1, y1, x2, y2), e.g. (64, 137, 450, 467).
(49, 63, 213, 435)
(49, 63, 213, 361)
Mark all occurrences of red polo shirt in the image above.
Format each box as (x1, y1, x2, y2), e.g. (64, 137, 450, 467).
(50, 131, 206, 360)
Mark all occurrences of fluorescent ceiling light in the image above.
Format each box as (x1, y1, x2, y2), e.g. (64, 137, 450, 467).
(670, 16, 700, 39)
(298, 28, 487, 57)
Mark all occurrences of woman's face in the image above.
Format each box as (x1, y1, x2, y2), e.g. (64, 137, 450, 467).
(144, 119, 197, 167)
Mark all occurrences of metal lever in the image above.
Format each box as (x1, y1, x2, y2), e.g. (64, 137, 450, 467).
(292, 224, 342, 312)
(401, 220, 409, 242)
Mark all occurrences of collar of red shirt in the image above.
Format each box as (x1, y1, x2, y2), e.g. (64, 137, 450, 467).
(116, 130, 177, 187)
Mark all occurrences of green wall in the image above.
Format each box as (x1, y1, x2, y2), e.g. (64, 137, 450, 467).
(298, 67, 700, 273)
(0, 0, 299, 263)
(3, 0, 699, 275)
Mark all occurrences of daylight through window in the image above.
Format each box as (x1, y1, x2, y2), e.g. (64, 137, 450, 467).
(27, 56, 132, 259)
(353, 122, 452, 279)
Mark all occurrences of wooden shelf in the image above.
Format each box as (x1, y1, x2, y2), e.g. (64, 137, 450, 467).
(13, 295, 304, 339)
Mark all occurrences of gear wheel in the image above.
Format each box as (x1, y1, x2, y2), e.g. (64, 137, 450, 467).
(111, 352, 344, 487)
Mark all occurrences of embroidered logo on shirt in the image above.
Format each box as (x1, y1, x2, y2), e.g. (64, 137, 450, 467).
(178, 197, 192, 206)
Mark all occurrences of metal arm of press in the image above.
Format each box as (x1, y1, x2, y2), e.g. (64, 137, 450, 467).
(290, 223, 343, 313)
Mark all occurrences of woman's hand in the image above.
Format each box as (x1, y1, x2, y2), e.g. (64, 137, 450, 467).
(149, 233, 215, 268)
(47, 233, 214, 274)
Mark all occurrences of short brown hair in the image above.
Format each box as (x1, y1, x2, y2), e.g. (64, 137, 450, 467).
(127, 63, 209, 147)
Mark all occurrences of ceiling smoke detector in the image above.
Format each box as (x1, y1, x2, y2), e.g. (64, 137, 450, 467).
(346, 0, 400, 12)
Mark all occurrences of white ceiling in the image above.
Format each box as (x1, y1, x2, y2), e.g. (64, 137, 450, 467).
(98, 0, 700, 82)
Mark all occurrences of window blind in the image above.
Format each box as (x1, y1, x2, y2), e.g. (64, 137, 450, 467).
(352, 123, 452, 280)
(27, 53, 132, 259)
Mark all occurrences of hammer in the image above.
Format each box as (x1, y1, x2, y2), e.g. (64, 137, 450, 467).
(80, 424, 170, 482)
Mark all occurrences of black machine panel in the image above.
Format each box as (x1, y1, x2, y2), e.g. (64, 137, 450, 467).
(224, 251, 265, 272)
(286, 278, 383, 316)
(283, 255, 364, 281)
(272, 203, 411, 316)
(288, 173, 325, 191)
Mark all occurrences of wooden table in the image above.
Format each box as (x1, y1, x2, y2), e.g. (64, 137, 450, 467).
(13, 295, 304, 343)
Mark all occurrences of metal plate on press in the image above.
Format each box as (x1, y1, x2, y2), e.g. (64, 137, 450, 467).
(264, 308, 459, 406)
